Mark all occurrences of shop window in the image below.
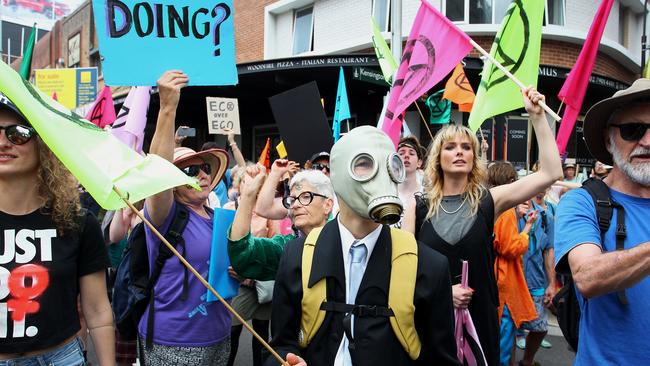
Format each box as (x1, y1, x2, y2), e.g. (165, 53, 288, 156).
(469, 0, 492, 24)
(445, 0, 465, 22)
(372, 0, 391, 32)
(292, 6, 314, 55)
(546, 0, 565, 26)
(445, 0, 504, 24)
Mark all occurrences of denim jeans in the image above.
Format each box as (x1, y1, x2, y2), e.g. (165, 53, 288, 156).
(0, 337, 85, 366)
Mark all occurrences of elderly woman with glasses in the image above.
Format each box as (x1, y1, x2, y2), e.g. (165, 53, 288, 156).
(0, 94, 115, 364)
(227, 166, 334, 281)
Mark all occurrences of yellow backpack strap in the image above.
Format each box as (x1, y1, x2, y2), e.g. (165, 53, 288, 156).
(388, 228, 421, 360)
(299, 227, 327, 348)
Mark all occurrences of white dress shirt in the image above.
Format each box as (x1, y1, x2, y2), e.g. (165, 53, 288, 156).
(333, 217, 383, 366)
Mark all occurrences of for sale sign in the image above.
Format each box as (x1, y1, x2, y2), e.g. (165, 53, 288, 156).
(206, 97, 240, 135)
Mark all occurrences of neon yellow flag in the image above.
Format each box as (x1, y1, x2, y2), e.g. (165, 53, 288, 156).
(468, 0, 545, 132)
(644, 61, 650, 79)
(371, 16, 398, 84)
(0, 60, 199, 210)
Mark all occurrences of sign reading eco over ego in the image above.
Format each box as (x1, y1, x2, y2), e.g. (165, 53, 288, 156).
(91, 0, 237, 86)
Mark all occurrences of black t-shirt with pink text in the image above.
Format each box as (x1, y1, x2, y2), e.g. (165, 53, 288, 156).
(0, 208, 109, 353)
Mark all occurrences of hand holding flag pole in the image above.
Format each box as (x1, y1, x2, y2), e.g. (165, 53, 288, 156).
(469, 39, 561, 121)
(112, 187, 291, 366)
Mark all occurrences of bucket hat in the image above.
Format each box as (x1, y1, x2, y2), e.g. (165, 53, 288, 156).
(583, 78, 650, 165)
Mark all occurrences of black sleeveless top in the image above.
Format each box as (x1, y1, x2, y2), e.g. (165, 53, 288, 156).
(415, 189, 499, 366)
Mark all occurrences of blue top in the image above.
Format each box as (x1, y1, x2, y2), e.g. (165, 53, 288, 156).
(554, 188, 650, 365)
(138, 202, 231, 346)
(518, 201, 553, 291)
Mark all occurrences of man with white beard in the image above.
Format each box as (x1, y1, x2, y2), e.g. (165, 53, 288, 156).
(554, 78, 650, 365)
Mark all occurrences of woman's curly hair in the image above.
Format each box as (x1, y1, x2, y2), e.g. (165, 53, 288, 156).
(35, 136, 80, 234)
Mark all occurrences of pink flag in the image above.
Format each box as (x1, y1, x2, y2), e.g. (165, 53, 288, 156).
(85, 86, 116, 129)
(110, 86, 151, 153)
(556, 0, 614, 154)
(454, 260, 487, 366)
(382, 0, 472, 147)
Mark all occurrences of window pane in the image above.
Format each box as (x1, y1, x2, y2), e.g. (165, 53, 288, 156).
(547, 0, 564, 26)
(446, 0, 464, 22)
(293, 7, 313, 55)
(470, 0, 492, 24)
(494, 0, 511, 24)
(373, 0, 390, 31)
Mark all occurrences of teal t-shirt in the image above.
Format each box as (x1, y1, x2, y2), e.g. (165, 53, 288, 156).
(555, 188, 650, 365)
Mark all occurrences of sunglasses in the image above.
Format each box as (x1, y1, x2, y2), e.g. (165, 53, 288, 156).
(282, 191, 328, 209)
(611, 123, 650, 142)
(0, 124, 36, 145)
(181, 163, 211, 177)
(312, 163, 330, 173)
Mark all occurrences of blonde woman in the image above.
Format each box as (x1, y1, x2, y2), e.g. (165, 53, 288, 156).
(0, 95, 115, 364)
(404, 87, 562, 365)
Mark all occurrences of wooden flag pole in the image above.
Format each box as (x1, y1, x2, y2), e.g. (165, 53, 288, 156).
(112, 186, 289, 366)
(414, 101, 435, 140)
(557, 98, 565, 117)
(469, 39, 562, 122)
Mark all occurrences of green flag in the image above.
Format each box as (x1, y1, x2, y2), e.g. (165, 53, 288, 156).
(468, 0, 545, 132)
(644, 60, 650, 79)
(19, 24, 36, 80)
(371, 16, 398, 84)
(426, 90, 451, 124)
(0, 60, 199, 209)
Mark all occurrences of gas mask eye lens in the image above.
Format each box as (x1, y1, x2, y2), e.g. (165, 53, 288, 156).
(350, 154, 377, 181)
(388, 153, 406, 183)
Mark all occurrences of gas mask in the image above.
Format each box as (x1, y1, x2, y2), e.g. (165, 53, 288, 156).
(330, 126, 405, 225)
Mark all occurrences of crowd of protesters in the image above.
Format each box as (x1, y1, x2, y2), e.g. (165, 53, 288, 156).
(0, 69, 648, 366)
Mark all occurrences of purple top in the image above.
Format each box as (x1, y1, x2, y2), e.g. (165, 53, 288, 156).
(138, 202, 231, 346)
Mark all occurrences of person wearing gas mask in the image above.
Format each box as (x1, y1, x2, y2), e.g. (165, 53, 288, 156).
(265, 126, 459, 366)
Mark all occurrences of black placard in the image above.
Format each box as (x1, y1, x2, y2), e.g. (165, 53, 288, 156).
(269, 82, 334, 165)
(506, 118, 529, 171)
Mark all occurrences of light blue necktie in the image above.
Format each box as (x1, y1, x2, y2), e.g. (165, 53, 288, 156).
(344, 242, 367, 366)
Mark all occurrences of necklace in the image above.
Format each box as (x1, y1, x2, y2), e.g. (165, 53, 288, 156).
(439, 196, 467, 215)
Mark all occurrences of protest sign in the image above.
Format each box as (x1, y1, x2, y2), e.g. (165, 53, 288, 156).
(34, 68, 97, 109)
(91, 0, 237, 86)
(206, 97, 240, 134)
(506, 117, 530, 171)
(269, 82, 334, 165)
(207, 208, 239, 302)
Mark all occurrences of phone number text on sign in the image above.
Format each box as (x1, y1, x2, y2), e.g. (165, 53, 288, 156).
(206, 97, 240, 135)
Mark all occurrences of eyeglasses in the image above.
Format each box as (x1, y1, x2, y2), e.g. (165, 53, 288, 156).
(0, 124, 36, 145)
(312, 163, 330, 173)
(610, 123, 650, 142)
(282, 191, 328, 209)
(181, 163, 211, 177)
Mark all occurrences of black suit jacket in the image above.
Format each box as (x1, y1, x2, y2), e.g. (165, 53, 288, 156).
(264, 220, 460, 366)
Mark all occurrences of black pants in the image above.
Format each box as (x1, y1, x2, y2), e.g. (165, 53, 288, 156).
(227, 319, 270, 366)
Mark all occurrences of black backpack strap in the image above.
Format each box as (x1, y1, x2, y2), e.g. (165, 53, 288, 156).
(580, 178, 628, 305)
(145, 204, 191, 349)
